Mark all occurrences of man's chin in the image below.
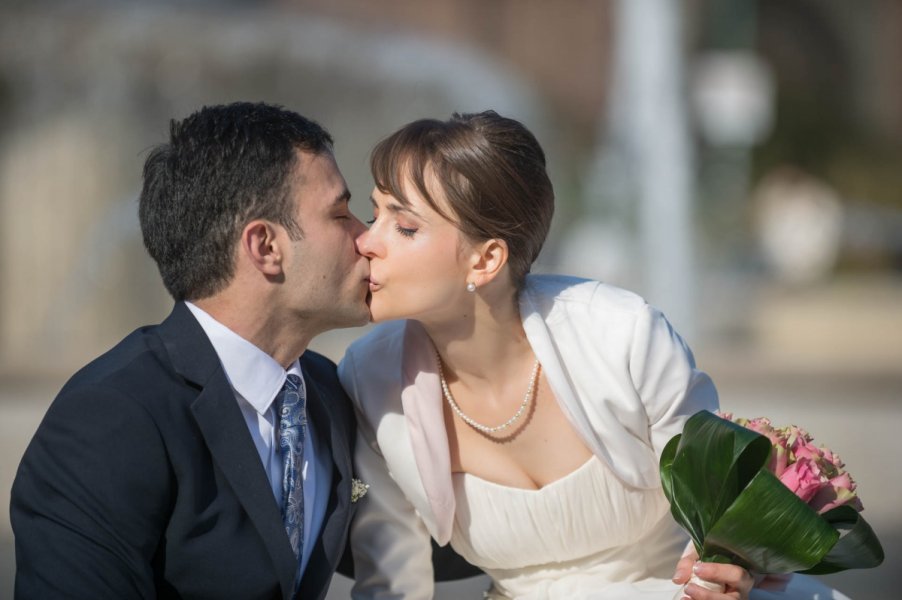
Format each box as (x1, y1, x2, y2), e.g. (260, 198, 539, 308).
(328, 310, 371, 331)
(328, 296, 373, 329)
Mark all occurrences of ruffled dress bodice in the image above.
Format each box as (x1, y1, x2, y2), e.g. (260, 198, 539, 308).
(449, 455, 687, 599)
(448, 455, 852, 599)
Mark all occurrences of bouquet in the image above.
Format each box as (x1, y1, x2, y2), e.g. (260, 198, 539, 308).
(660, 410, 883, 591)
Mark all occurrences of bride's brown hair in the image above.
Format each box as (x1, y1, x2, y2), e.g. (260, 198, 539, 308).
(370, 110, 554, 290)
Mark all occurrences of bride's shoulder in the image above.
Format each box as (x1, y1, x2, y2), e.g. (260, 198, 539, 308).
(343, 320, 408, 363)
(523, 274, 648, 316)
(338, 321, 406, 379)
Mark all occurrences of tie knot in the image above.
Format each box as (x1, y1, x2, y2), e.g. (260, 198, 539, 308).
(284, 373, 302, 392)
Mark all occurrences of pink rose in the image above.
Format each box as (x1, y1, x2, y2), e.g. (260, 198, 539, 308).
(791, 439, 822, 463)
(745, 417, 774, 435)
(770, 440, 790, 478)
(785, 425, 813, 454)
(818, 448, 846, 477)
(809, 472, 864, 514)
(723, 413, 866, 516)
(778, 457, 825, 504)
(721, 414, 790, 477)
(749, 419, 792, 477)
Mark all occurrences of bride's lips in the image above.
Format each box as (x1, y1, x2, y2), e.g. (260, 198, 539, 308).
(367, 277, 382, 292)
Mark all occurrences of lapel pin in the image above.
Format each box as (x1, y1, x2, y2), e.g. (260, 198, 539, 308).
(351, 478, 369, 503)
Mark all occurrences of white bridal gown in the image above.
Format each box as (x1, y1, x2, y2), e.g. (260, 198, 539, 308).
(448, 455, 851, 600)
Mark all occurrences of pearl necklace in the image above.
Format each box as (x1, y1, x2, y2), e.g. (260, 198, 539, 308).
(436, 352, 541, 434)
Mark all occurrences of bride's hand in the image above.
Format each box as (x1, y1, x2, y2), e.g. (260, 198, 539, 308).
(683, 562, 754, 599)
(672, 548, 753, 599)
(671, 546, 698, 587)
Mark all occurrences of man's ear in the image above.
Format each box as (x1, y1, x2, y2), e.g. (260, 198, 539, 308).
(468, 238, 509, 287)
(241, 220, 283, 275)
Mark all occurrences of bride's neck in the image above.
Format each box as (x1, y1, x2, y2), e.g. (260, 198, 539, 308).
(423, 286, 531, 384)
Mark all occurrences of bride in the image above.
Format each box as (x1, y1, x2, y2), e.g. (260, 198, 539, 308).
(338, 110, 848, 599)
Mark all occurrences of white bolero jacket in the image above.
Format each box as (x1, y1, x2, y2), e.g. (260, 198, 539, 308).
(337, 275, 718, 598)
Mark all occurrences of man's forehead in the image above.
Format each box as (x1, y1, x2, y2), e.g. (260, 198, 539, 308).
(293, 148, 336, 171)
(291, 150, 343, 184)
(290, 151, 350, 207)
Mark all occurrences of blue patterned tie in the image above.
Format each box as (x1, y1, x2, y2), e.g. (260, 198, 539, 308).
(277, 374, 306, 563)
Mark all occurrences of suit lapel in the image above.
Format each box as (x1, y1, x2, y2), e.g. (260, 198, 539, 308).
(191, 378, 298, 599)
(158, 304, 297, 600)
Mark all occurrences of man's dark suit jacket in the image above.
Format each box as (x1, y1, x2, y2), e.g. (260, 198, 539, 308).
(10, 303, 357, 600)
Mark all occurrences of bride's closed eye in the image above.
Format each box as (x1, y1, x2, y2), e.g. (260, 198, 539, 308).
(395, 224, 418, 238)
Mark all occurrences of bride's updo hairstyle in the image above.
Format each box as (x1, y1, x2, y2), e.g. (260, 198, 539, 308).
(370, 110, 554, 290)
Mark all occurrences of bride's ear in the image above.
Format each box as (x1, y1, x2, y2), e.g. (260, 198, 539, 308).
(468, 238, 509, 287)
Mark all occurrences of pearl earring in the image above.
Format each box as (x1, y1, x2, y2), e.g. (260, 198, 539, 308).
(466, 282, 476, 293)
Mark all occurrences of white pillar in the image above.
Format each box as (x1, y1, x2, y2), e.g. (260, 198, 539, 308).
(615, 0, 696, 338)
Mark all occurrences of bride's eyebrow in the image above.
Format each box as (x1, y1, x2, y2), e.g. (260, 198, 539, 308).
(369, 196, 425, 220)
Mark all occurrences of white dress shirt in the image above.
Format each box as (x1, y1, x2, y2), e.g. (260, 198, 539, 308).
(186, 302, 331, 577)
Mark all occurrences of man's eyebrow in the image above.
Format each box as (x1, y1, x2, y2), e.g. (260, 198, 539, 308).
(333, 189, 351, 205)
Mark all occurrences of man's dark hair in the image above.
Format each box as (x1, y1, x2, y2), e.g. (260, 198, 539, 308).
(139, 101, 333, 301)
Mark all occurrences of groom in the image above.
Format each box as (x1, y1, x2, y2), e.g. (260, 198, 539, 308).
(10, 102, 371, 599)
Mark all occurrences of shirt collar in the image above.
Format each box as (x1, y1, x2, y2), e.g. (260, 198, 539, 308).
(185, 302, 303, 415)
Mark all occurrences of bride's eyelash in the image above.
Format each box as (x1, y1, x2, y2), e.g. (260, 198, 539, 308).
(395, 224, 418, 238)
(366, 218, 375, 225)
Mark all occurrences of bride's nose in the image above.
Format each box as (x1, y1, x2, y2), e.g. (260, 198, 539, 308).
(355, 227, 380, 258)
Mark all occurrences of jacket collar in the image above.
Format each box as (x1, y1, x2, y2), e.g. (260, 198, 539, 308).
(399, 320, 455, 544)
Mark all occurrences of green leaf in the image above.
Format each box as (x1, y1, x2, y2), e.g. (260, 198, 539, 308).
(704, 469, 837, 572)
(663, 411, 771, 548)
(660, 433, 701, 551)
(800, 506, 885, 574)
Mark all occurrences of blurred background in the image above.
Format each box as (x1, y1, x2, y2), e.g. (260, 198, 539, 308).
(1, 0, 899, 598)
